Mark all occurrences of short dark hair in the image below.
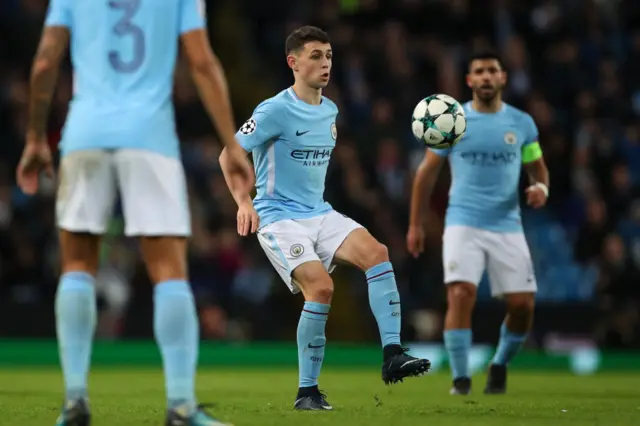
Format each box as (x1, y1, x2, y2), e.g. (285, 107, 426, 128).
(285, 26, 331, 55)
(468, 49, 505, 71)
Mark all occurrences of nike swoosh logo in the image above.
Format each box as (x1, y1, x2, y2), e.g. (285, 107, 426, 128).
(308, 343, 325, 349)
(400, 359, 421, 369)
(388, 300, 400, 305)
(296, 130, 310, 136)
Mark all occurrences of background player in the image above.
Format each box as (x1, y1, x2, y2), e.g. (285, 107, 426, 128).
(406, 50, 550, 395)
(16, 0, 253, 425)
(219, 26, 430, 411)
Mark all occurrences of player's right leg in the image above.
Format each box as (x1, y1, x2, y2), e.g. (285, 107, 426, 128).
(442, 226, 486, 395)
(55, 150, 118, 426)
(256, 218, 333, 411)
(114, 149, 230, 426)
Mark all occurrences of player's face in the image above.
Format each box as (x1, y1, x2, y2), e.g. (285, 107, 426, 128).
(290, 42, 332, 89)
(466, 59, 506, 101)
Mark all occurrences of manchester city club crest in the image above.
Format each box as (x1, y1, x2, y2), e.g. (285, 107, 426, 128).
(504, 131, 517, 145)
(331, 122, 337, 140)
(290, 244, 304, 258)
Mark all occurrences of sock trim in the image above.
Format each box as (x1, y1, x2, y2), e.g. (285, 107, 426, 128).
(154, 280, 190, 296)
(367, 270, 394, 281)
(61, 271, 95, 283)
(302, 308, 329, 316)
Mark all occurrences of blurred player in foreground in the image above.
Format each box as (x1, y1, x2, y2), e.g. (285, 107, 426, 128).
(219, 26, 430, 411)
(17, 0, 253, 425)
(407, 50, 549, 395)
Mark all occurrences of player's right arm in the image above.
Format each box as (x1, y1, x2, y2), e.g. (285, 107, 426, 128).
(178, 0, 253, 189)
(17, 0, 70, 195)
(220, 101, 283, 236)
(407, 149, 447, 258)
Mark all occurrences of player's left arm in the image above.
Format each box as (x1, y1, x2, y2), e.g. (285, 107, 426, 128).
(521, 116, 549, 209)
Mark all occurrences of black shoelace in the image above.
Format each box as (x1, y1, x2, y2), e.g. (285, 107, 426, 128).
(311, 390, 329, 403)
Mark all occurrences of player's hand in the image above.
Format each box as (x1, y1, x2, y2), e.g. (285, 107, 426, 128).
(406, 224, 425, 258)
(237, 199, 259, 236)
(525, 183, 548, 209)
(16, 135, 54, 195)
(226, 142, 255, 192)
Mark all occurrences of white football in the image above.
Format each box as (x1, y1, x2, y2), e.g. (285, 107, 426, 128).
(411, 94, 467, 149)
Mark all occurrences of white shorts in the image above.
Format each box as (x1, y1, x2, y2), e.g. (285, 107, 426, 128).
(56, 149, 190, 237)
(257, 211, 363, 293)
(442, 225, 537, 297)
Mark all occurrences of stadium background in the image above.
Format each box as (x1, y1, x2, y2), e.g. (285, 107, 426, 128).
(0, 0, 639, 374)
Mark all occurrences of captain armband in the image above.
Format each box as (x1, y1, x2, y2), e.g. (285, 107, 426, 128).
(521, 141, 543, 164)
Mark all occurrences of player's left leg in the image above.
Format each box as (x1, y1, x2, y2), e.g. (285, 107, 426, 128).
(115, 149, 230, 425)
(485, 292, 534, 394)
(485, 231, 537, 394)
(318, 211, 431, 384)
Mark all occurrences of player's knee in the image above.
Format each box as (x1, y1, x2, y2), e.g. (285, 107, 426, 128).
(362, 242, 389, 269)
(506, 294, 535, 318)
(59, 231, 101, 276)
(447, 282, 477, 306)
(139, 237, 188, 284)
(309, 284, 334, 304)
(295, 268, 334, 304)
(301, 280, 333, 304)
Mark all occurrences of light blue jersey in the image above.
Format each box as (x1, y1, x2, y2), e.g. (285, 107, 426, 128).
(432, 102, 539, 232)
(236, 88, 338, 227)
(45, 0, 206, 158)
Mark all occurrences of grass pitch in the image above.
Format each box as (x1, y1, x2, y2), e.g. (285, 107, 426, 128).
(0, 368, 638, 425)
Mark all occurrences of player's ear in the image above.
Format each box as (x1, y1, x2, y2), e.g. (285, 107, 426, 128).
(465, 74, 472, 89)
(286, 54, 298, 71)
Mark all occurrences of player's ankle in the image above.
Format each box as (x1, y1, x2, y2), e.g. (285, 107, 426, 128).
(383, 344, 403, 361)
(297, 385, 319, 397)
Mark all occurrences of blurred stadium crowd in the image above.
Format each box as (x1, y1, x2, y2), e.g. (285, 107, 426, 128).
(0, 0, 639, 347)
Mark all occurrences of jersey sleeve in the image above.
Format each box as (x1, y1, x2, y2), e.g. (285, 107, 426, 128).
(521, 113, 543, 163)
(45, 0, 72, 28)
(179, 0, 206, 35)
(522, 113, 539, 146)
(236, 103, 283, 152)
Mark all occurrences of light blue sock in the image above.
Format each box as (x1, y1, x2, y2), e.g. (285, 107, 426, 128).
(444, 329, 472, 379)
(55, 271, 97, 401)
(154, 280, 199, 410)
(366, 262, 401, 347)
(492, 323, 527, 366)
(297, 301, 330, 388)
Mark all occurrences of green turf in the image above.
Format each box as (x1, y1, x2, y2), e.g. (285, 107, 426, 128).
(0, 369, 638, 425)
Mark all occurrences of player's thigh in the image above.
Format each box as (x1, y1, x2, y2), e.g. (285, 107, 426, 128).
(57, 150, 118, 235)
(256, 218, 322, 295)
(442, 226, 486, 286)
(316, 211, 371, 271)
(57, 150, 116, 274)
(113, 149, 190, 238)
(486, 231, 537, 298)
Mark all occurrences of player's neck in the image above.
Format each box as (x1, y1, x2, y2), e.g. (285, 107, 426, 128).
(292, 82, 322, 105)
(472, 97, 503, 113)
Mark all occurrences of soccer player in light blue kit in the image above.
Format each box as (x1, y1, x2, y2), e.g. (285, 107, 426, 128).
(219, 26, 430, 411)
(16, 0, 254, 425)
(407, 51, 550, 395)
